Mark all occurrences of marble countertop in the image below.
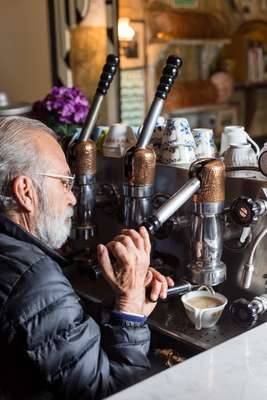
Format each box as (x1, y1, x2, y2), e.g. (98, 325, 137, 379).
(107, 322, 267, 400)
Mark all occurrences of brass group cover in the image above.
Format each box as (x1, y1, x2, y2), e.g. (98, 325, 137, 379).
(74, 140, 97, 175)
(130, 148, 156, 185)
(196, 159, 225, 203)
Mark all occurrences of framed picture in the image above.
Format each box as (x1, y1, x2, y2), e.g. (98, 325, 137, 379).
(120, 20, 145, 69)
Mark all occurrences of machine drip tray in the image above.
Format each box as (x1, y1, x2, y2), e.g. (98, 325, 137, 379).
(68, 267, 266, 354)
(148, 297, 265, 351)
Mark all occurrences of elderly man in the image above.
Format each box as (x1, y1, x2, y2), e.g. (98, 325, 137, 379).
(0, 116, 172, 400)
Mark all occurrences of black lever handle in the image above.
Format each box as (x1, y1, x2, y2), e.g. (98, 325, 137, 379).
(79, 54, 119, 141)
(134, 55, 183, 150)
(156, 56, 183, 100)
(97, 54, 119, 95)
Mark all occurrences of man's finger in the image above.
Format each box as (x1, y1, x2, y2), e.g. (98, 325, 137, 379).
(121, 229, 144, 251)
(139, 226, 151, 254)
(148, 279, 162, 302)
(107, 241, 131, 269)
(145, 270, 153, 287)
(97, 244, 116, 285)
(159, 276, 168, 299)
(111, 234, 136, 253)
(166, 276, 175, 287)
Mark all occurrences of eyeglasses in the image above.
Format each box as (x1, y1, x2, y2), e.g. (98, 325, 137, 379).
(34, 172, 75, 192)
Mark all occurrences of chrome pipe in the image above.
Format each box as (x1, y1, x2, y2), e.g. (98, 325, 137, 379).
(135, 98, 164, 149)
(154, 178, 201, 225)
(79, 95, 103, 142)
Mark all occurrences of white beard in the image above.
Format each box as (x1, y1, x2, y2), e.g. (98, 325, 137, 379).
(35, 191, 73, 249)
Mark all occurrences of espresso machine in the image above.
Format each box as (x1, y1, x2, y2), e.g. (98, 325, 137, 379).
(67, 53, 267, 353)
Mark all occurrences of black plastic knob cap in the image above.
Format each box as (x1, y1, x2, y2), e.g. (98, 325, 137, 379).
(107, 54, 120, 65)
(162, 65, 179, 78)
(155, 91, 168, 100)
(100, 72, 113, 82)
(167, 55, 183, 69)
(157, 83, 171, 94)
(230, 298, 258, 328)
(160, 75, 175, 86)
(99, 80, 110, 90)
(103, 63, 117, 75)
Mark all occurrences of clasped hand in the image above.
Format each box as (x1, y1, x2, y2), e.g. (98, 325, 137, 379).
(97, 226, 174, 316)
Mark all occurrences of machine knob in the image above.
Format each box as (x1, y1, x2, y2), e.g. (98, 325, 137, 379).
(166, 55, 183, 68)
(230, 298, 258, 328)
(230, 196, 259, 226)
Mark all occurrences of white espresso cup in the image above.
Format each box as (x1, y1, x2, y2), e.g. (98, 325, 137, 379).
(150, 116, 166, 158)
(220, 125, 260, 156)
(161, 118, 195, 149)
(192, 128, 217, 158)
(103, 123, 136, 158)
(181, 289, 228, 330)
(161, 145, 196, 165)
(223, 143, 258, 169)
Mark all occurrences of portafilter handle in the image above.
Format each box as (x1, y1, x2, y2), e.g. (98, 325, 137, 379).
(79, 54, 119, 142)
(135, 55, 182, 150)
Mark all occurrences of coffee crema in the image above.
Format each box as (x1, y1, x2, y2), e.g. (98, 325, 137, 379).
(186, 296, 223, 309)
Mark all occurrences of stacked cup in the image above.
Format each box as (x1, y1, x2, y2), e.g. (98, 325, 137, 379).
(150, 116, 166, 159)
(192, 128, 217, 159)
(102, 123, 137, 158)
(161, 118, 196, 166)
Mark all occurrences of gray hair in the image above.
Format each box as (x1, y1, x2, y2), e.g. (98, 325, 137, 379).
(0, 116, 56, 213)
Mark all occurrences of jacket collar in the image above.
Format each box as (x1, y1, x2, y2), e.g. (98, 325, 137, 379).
(0, 213, 67, 267)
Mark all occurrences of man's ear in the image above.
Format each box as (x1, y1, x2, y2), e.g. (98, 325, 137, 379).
(12, 176, 38, 212)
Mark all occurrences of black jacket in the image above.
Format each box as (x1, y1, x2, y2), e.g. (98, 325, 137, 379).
(0, 214, 150, 400)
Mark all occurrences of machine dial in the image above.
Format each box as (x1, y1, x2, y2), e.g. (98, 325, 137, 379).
(230, 197, 258, 226)
(230, 298, 258, 328)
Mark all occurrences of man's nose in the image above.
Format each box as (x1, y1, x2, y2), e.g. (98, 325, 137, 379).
(68, 190, 77, 206)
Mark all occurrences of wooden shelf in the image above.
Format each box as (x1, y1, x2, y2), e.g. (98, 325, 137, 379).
(168, 104, 231, 115)
(235, 82, 267, 90)
(150, 38, 231, 47)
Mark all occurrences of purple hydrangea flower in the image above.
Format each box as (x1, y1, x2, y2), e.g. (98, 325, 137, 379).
(32, 86, 90, 137)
